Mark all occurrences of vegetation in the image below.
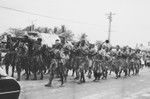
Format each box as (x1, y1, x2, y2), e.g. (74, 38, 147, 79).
(1, 25, 74, 41)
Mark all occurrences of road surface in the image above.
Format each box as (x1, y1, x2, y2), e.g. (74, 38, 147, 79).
(18, 67, 150, 99)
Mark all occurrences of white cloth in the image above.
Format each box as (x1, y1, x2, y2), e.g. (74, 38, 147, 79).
(140, 58, 145, 65)
(0, 67, 7, 76)
(98, 49, 106, 56)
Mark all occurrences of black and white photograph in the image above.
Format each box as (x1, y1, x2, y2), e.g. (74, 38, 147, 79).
(0, 0, 150, 99)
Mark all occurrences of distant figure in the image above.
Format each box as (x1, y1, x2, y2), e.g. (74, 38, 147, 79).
(0, 50, 2, 67)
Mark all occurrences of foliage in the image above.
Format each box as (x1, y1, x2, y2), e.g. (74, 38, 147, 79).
(8, 28, 25, 37)
(95, 40, 103, 47)
(79, 33, 88, 41)
(5, 25, 74, 41)
(53, 25, 74, 41)
(59, 30, 74, 41)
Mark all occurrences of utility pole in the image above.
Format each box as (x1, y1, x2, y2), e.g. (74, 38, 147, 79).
(106, 12, 115, 43)
(29, 19, 37, 31)
(31, 19, 37, 31)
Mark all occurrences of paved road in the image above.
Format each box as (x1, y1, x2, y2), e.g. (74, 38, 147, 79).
(19, 68, 150, 99)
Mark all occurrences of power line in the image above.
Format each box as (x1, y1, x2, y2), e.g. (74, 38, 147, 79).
(0, 5, 100, 27)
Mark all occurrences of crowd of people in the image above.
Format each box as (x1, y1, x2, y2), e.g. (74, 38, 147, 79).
(0, 34, 146, 87)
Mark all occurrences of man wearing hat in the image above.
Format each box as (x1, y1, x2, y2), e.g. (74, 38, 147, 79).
(24, 35, 34, 57)
(33, 38, 42, 56)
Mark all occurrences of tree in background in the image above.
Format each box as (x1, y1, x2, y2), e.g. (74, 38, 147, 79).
(2, 25, 75, 42)
(95, 40, 103, 46)
(79, 33, 88, 41)
(8, 28, 25, 37)
(53, 25, 74, 41)
(59, 30, 74, 41)
(34, 27, 52, 33)
(22, 25, 34, 32)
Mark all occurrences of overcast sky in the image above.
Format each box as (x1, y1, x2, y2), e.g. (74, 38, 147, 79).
(0, 0, 150, 47)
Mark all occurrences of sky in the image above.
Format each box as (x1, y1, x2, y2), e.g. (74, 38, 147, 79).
(0, 0, 150, 48)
